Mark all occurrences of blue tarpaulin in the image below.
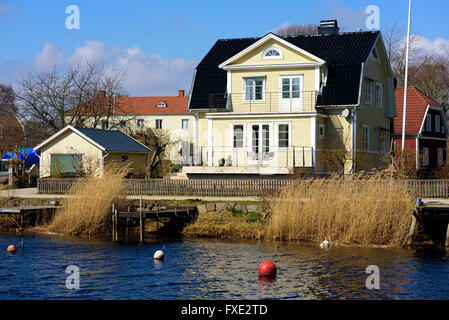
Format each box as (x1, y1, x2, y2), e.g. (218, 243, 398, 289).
(1, 148, 40, 170)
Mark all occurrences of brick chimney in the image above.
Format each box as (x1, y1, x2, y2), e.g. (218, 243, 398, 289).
(178, 90, 185, 97)
(98, 90, 106, 98)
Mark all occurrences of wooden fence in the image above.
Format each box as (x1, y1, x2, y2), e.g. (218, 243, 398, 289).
(37, 178, 449, 198)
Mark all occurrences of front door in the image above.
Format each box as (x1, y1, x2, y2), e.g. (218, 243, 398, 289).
(280, 75, 303, 112)
(250, 124, 271, 164)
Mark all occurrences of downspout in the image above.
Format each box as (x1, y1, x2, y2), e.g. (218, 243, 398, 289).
(353, 62, 365, 174)
(101, 151, 109, 178)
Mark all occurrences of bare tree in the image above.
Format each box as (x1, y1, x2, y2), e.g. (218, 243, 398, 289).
(15, 59, 129, 135)
(131, 128, 179, 178)
(275, 23, 318, 36)
(0, 84, 17, 116)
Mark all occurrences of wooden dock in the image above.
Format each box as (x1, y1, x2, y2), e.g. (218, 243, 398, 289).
(0, 206, 59, 229)
(408, 199, 449, 248)
(111, 200, 197, 243)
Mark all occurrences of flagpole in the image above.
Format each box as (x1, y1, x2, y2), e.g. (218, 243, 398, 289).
(401, 0, 412, 150)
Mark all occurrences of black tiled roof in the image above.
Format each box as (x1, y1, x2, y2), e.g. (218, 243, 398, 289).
(75, 127, 151, 153)
(189, 31, 380, 110)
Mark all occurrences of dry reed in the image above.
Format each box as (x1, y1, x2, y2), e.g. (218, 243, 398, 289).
(266, 175, 415, 246)
(45, 163, 130, 236)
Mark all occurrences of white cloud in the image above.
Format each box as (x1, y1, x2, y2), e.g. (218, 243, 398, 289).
(33, 42, 64, 71)
(413, 35, 449, 58)
(2, 40, 197, 96)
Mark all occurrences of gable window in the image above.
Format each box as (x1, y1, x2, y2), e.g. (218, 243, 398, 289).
(426, 114, 432, 131)
(262, 47, 282, 60)
(365, 79, 374, 105)
(319, 124, 325, 138)
(233, 124, 244, 149)
(101, 120, 109, 130)
(422, 147, 429, 166)
(182, 119, 189, 130)
(244, 78, 265, 102)
(370, 47, 380, 62)
(435, 115, 441, 133)
(376, 83, 383, 108)
(157, 102, 166, 108)
(278, 123, 290, 149)
(155, 119, 163, 129)
(438, 148, 444, 166)
(361, 125, 370, 152)
(136, 119, 144, 128)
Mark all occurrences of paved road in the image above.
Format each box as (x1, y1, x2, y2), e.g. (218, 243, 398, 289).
(0, 187, 258, 202)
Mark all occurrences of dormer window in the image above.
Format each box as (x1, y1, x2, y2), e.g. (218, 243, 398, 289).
(157, 102, 167, 107)
(262, 47, 282, 60)
(369, 47, 380, 62)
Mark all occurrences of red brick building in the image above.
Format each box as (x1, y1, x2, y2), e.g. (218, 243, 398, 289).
(391, 87, 448, 174)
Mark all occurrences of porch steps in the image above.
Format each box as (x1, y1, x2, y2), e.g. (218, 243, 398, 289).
(166, 170, 188, 180)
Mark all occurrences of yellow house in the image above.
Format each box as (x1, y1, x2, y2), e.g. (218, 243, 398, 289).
(65, 90, 195, 165)
(185, 20, 395, 179)
(34, 126, 151, 178)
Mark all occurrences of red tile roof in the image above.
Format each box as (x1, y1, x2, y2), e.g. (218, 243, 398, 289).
(393, 87, 441, 135)
(69, 91, 189, 115)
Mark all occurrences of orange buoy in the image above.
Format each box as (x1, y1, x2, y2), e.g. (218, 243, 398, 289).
(7, 245, 17, 253)
(258, 261, 277, 277)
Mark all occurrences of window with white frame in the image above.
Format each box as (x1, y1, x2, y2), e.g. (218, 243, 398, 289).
(244, 78, 264, 102)
(155, 119, 162, 129)
(233, 124, 244, 149)
(435, 115, 441, 133)
(426, 114, 432, 131)
(422, 147, 429, 166)
(365, 79, 374, 105)
(438, 148, 444, 166)
(376, 83, 383, 108)
(361, 125, 369, 151)
(262, 47, 282, 59)
(182, 119, 189, 130)
(319, 124, 325, 138)
(136, 119, 144, 128)
(278, 123, 290, 148)
(101, 120, 109, 130)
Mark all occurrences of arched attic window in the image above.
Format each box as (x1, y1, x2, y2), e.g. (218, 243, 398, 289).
(157, 102, 167, 107)
(262, 47, 283, 60)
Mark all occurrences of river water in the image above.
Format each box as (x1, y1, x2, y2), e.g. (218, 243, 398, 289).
(0, 234, 448, 300)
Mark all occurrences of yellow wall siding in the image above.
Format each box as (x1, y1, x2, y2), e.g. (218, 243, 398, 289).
(230, 39, 317, 66)
(230, 68, 318, 113)
(40, 130, 103, 178)
(104, 153, 146, 169)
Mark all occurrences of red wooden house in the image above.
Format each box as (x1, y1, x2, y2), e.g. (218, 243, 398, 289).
(391, 87, 448, 173)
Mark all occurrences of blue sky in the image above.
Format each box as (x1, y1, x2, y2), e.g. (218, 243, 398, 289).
(0, 0, 448, 95)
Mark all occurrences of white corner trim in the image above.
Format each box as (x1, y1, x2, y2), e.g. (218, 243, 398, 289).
(310, 116, 317, 167)
(218, 33, 326, 69)
(226, 70, 231, 93)
(315, 66, 320, 93)
(208, 118, 213, 166)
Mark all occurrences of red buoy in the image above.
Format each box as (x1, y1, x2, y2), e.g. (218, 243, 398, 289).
(258, 261, 277, 277)
(7, 245, 17, 254)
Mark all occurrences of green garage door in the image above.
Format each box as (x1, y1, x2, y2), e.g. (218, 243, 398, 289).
(50, 154, 82, 177)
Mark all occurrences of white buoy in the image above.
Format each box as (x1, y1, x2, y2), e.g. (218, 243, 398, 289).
(154, 250, 164, 260)
(320, 240, 330, 248)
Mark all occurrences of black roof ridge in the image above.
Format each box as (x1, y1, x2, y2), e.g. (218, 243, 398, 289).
(217, 30, 380, 42)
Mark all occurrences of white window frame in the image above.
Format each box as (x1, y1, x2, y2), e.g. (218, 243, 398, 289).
(181, 119, 189, 130)
(378, 129, 386, 153)
(262, 47, 283, 60)
(231, 123, 245, 150)
(243, 77, 265, 103)
(365, 79, 373, 105)
(277, 122, 291, 149)
(155, 119, 163, 129)
(376, 82, 383, 108)
(369, 47, 381, 63)
(422, 147, 429, 166)
(136, 118, 144, 128)
(319, 124, 325, 139)
(157, 102, 167, 108)
(435, 115, 441, 133)
(438, 148, 444, 166)
(426, 114, 432, 131)
(361, 125, 370, 152)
